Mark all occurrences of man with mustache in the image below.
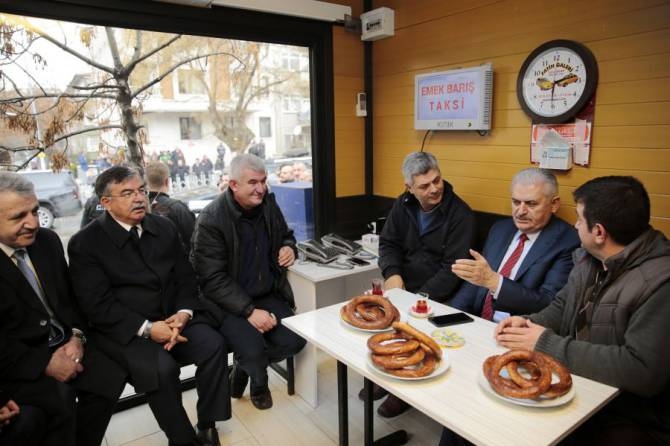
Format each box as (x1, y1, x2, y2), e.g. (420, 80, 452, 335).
(0, 171, 125, 446)
(450, 168, 580, 320)
(440, 168, 579, 446)
(371, 151, 475, 417)
(68, 166, 230, 446)
(191, 154, 306, 411)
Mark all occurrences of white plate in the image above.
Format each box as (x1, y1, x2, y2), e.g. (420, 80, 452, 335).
(478, 369, 575, 407)
(340, 318, 394, 333)
(409, 305, 433, 318)
(367, 353, 450, 381)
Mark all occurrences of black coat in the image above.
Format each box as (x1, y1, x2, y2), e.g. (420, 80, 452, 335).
(0, 228, 125, 409)
(378, 180, 475, 302)
(191, 189, 297, 317)
(68, 212, 220, 391)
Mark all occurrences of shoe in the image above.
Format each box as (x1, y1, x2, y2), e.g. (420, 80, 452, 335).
(229, 364, 249, 399)
(358, 383, 389, 401)
(168, 439, 203, 446)
(377, 394, 410, 418)
(195, 425, 221, 446)
(250, 390, 273, 410)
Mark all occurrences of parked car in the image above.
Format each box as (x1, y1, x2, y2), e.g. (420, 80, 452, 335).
(18, 170, 83, 228)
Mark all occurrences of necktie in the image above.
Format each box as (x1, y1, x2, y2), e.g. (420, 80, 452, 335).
(13, 249, 65, 346)
(480, 233, 529, 320)
(129, 226, 140, 245)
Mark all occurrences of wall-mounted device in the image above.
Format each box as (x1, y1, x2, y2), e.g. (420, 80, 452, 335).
(360, 7, 394, 41)
(355, 92, 367, 117)
(414, 63, 493, 131)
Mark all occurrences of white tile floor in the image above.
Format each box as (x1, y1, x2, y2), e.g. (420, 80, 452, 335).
(103, 353, 444, 446)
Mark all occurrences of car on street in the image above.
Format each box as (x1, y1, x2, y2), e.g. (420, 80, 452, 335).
(19, 170, 83, 228)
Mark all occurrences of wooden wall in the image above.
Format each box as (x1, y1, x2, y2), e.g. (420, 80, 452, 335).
(332, 1, 366, 197)
(331, 0, 670, 236)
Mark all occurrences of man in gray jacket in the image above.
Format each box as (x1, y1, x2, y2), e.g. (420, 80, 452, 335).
(494, 176, 670, 446)
(191, 154, 305, 411)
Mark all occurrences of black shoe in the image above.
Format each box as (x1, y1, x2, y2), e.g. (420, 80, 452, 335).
(377, 394, 410, 418)
(195, 426, 221, 446)
(358, 383, 389, 401)
(168, 439, 203, 446)
(229, 364, 249, 399)
(250, 390, 273, 410)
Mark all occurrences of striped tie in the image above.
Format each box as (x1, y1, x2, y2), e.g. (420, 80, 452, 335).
(480, 233, 528, 320)
(13, 249, 65, 346)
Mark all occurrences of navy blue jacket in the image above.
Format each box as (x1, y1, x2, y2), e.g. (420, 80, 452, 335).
(449, 215, 580, 315)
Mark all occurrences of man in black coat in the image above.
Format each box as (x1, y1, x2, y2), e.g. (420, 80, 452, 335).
(145, 161, 196, 252)
(0, 172, 125, 446)
(68, 166, 229, 446)
(191, 154, 305, 411)
(373, 151, 476, 417)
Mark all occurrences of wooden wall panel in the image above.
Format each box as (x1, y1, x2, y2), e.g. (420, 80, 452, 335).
(332, 19, 366, 198)
(365, 0, 670, 236)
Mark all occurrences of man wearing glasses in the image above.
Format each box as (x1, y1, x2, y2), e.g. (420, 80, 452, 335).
(68, 166, 229, 446)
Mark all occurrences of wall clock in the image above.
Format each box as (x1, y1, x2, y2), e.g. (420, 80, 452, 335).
(517, 39, 598, 124)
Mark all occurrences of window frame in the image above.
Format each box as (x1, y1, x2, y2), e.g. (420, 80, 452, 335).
(0, 0, 337, 236)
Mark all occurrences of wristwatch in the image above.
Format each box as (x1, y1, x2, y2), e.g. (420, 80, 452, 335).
(142, 321, 153, 339)
(71, 328, 87, 345)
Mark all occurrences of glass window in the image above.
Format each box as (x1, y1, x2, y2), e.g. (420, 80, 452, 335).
(179, 117, 202, 140)
(259, 117, 272, 137)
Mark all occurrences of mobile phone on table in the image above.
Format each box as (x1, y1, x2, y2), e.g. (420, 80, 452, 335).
(347, 257, 370, 266)
(428, 312, 474, 327)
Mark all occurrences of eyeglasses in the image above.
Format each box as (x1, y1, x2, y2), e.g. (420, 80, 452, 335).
(106, 188, 148, 199)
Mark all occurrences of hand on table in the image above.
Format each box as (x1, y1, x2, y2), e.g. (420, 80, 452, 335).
(494, 316, 546, 351)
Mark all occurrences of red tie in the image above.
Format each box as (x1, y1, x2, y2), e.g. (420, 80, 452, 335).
(480, 233, 528, 320)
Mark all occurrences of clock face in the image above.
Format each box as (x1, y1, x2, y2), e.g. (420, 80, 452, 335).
(517, 40, 598, 123)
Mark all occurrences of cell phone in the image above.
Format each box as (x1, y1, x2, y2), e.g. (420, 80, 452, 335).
(428, 312, 474, 327)
(347, 257, 370, 266)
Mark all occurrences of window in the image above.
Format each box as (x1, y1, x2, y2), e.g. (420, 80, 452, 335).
(179, 117, 201, 140)
(177, 68, 207, 95)
(259, 117, 271, 137)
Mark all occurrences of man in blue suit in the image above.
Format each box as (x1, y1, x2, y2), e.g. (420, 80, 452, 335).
(441, 168, 580, 446)
(449, 168, 580, 321)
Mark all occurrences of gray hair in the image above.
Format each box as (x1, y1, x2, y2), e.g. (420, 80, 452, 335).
(0, 171, 36, 196)
(511, 168, 558, 197)
(229, 153, 267, 181)
(401, 152, 441, 185)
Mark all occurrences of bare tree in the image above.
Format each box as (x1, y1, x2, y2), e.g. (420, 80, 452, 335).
(0, 15, 237, 170)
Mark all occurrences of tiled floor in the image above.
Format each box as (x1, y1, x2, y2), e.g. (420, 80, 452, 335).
(103, 353, 444, 446)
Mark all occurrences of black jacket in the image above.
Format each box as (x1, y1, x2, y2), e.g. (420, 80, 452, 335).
(1, 228, 125, 406)
(378, 180, 475, 302)
(68, 212, 219, 391)
(148, 191, 196, 252)
(191, 188, 297, 317)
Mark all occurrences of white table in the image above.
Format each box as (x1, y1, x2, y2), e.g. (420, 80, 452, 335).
(283, 288, 620, 446)
(287, 258, 381, 407)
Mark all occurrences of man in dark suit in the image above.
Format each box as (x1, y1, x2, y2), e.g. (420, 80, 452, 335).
(449, 168, 580, 320)
(68, 166, 230, 446)
(441, 168, 579, 446)
(0, 171, 125, 446)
